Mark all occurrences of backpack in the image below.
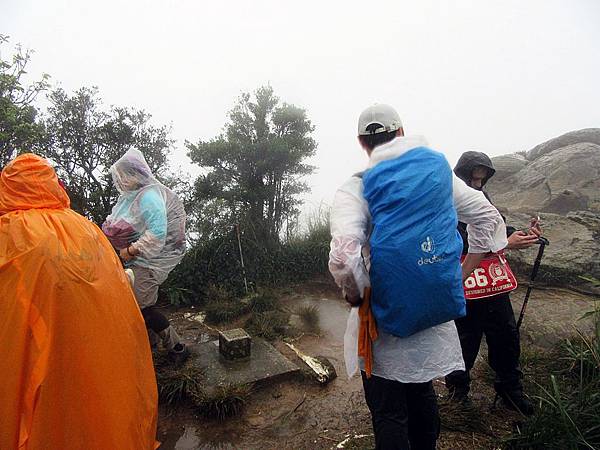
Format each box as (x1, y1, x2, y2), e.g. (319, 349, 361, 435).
(361, 146, 466, 337)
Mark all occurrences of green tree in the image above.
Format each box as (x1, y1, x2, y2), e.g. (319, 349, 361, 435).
(186, 86, 316, 244)
(0, 35, 49, 168)
(43, 86, 175, 224)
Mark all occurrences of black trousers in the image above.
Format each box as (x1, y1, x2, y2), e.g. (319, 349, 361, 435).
(141, 306, 170, 333)
(445, 293, 522, 394)
(362, 372, 440, 450)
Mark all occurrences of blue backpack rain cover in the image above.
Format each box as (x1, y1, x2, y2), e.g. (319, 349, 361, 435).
(362, 146, 466, 337)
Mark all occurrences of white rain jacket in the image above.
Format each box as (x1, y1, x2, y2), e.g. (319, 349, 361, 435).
(102, 149, 186, 279)
(330, 135, 508, 382)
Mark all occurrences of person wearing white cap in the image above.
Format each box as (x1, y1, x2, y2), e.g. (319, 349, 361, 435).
(328, 104, 508, 449)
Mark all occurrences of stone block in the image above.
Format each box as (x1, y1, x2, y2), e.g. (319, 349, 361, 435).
(219, 328, 251, 360)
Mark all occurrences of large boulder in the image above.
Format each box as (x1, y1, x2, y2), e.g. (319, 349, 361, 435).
(486, 131, 600, 214)
(526, 128, 600, 161)
(502, 212, 600, 285)
(485, 129, 600, 287)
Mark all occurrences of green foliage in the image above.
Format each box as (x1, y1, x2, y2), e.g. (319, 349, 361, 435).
(203, 284, 249, 323)
(505, 317, 600, 449)
(186, 85, 317, 244)
(249, 291, 279, 312)
(41, 86, 175, 224)
(156, 364, 204, 407)
(245, 310, 290, 340)
(205, 299, 249, 324)
(166, 215, 330, 305)
(579, 275, 600, 288)
(161, 286, 193, 307)
(0, 35, 49, 168)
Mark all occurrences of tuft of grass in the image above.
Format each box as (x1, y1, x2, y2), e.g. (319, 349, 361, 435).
(296, 304, 320, 331)
(204, 298, 250, 324)
(245, 310, 290, 340)
(156, 364, 204, 407)
(155, 360, 249, 420)
(193, 384, 251, 421)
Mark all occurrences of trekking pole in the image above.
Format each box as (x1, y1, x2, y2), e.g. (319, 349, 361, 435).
(235, 224, 249, 294)
(492, 236, 549, 412)
(516, 236, 549, 330)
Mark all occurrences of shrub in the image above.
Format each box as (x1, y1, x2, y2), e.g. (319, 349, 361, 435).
(249, 291, 279, 312)
(505, 308, 600, 449)
(164, 210, 331, 305)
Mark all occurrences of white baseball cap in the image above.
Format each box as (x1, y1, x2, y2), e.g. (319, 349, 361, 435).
(357, 104, 403, 136)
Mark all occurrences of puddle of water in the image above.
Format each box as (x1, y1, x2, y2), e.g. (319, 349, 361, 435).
(159, 425, 237, 450)
(197, 333, 211, 343)
(174, 426, 200, 449)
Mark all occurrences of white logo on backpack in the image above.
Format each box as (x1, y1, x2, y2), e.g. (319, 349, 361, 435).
(418, 236, 444, 266)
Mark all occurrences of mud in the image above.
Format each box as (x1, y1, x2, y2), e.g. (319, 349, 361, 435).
(157, 277, 597, 449)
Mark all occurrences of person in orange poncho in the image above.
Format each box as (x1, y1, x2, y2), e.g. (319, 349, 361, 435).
(0, 154, 158, 450)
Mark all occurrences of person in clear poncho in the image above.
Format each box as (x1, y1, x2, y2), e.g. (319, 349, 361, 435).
(102, 148, 188, 362)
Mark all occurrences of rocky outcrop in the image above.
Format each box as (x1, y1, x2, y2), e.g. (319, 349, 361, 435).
(486, 133, 600, 214)
(502, 211, 600, 287)
(486, 129, 600, 287)
(526, 128, 600, 161)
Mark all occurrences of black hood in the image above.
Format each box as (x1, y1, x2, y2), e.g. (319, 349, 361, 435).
(454, 151, 496, 187)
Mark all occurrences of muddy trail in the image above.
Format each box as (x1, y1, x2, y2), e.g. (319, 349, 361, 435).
(155, 277, 597, 450)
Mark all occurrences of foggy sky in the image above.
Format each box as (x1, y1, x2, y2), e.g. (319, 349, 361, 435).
(2, 0, 599, 214)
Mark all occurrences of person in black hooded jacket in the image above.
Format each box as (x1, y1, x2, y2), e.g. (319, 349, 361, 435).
(445, 151, 542, 416)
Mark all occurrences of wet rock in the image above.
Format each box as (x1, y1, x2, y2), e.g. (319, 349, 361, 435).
(483, 129, 600, 285)
(313, 356, 337, 383)
(486, 129, 600, 214)
(489, 154, 528, 182)
(503, 211, 600, 284)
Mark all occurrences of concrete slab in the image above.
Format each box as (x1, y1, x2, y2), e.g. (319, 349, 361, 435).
(188, 338, 300, 395)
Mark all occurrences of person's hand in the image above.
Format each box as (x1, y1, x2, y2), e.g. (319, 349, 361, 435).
(119, 245, 138, 262)
(461, 253, 486, 281)
(342, 280, 362, 306)
(345, 293, 362, 307)
(507, 231, 539, 249)
(528, 217, 543, 237)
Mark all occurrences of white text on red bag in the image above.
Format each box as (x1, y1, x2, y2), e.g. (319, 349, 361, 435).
(460, 251, 518, 300)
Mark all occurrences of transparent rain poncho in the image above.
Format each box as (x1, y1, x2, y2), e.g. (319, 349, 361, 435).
(329, 135, 507, 382)
(102, 149, 186, 277)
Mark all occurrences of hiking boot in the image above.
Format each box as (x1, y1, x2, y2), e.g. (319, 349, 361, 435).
(498, 390, 534, 416)
(168, 343, 190, 366)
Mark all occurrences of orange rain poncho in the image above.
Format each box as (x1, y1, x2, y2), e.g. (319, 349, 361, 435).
(0, 154, 158, 449)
